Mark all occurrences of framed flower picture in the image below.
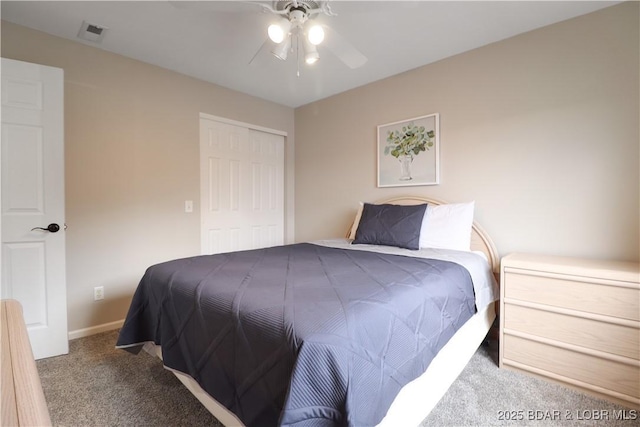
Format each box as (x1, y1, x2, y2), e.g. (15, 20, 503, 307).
(377, 113, 440, 187)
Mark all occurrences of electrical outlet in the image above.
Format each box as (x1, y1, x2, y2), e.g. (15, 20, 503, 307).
(94, 286, 104, 301)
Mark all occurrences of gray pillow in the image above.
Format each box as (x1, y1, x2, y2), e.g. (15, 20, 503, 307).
(353, 203, 427, 250)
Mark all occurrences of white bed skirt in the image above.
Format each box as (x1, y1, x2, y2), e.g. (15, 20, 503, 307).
(145, 301, 496, 427)
(378, 301, 496, 426)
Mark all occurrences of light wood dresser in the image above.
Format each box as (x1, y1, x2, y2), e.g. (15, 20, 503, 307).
(499, 253, 640, 409)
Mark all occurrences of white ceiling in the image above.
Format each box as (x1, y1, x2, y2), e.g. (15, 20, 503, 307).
(1, 1, 620, 108)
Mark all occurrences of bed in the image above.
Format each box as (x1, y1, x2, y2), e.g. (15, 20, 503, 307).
(116, 196, 499, 427)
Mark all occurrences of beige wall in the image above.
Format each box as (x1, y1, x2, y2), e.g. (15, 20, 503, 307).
(295, 2, 639, 262)
(1, 21, 295, 333)
(1, 2, 638, 335)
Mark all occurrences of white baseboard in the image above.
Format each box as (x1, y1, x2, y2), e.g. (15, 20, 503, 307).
(68, 319, 124, 340)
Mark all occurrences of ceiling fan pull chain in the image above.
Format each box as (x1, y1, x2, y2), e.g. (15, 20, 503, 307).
(296, 35, 301, 77)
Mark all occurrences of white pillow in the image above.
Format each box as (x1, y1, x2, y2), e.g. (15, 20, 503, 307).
(419, 201, 475, 251)
(348, 202, 364, 239)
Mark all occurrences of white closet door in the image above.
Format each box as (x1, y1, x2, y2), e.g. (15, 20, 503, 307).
(200, 117, 284, 254)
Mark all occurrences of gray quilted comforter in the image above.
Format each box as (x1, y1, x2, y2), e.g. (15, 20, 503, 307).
(116, 243, 477, 426)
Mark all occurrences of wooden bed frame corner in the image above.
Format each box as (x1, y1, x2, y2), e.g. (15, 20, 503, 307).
(1, 300, 52, 427)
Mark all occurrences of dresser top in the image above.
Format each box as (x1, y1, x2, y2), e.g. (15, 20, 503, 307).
(502, 253, 640, 284)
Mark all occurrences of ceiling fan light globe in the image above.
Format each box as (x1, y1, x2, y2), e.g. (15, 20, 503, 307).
(268, 24, 285, 43)
(307, 24, 324, 45)
(305, 53, 319, 65)
(268, 19, 292, 44)
(302, 35, 319, 65)
(271, 37, 291, 60)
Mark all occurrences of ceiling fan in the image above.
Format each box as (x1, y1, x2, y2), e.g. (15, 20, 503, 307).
(169, 0, 367, 73)
(249, 0, 368, 72)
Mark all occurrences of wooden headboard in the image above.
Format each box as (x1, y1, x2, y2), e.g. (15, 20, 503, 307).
(375, 196, 500, 273)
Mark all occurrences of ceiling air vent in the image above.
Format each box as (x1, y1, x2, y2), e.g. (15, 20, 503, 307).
(77, 20, 108, 43)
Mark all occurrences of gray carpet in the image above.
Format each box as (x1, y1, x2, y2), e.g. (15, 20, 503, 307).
(36, 330, 636, 426)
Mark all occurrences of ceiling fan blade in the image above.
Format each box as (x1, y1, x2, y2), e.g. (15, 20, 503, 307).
(168, 1, 267, 14)
(249, 38, 276, 66)
(321, 25, 368, 69)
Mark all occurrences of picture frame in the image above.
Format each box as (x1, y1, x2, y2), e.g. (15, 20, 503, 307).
(377, 113, 439, 187)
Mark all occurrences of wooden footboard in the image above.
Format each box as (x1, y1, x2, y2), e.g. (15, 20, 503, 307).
(1, 299, 52, 426)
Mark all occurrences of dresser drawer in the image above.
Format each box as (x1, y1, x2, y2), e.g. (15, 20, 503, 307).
(504, 271, 639, 321)
(503, 304, 640, 359)
(503, 334, 640, 399)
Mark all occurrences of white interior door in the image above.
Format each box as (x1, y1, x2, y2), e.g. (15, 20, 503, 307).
(1, 58, 68, 359)
(200, 116, 284, 254)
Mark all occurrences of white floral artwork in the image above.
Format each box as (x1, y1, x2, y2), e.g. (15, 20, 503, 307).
(377, 113, 439, 187)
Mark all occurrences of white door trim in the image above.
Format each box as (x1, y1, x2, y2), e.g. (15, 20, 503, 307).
(199, 112, 287, 137)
